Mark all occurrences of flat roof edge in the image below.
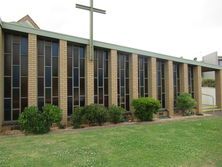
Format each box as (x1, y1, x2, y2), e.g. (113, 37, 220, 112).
(2, 21, 222, 70)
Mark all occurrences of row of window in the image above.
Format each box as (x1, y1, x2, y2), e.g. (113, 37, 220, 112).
(3, 33, 196, 121)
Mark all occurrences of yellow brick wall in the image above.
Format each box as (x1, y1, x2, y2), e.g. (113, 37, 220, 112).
(109, 50, 118, 106)
(59, 40, 68, 125)
(85, 45, 94, 105)
(215, 70, 222, 109)
(28, 34, 37, 106)
(0, 26, 4, 129)
(165, 60, 174, 117)
(148, 57, 157, 99)
(194, 66, 202, 114)
(129, 54, 138, 110)
(179, 63, 189, 93)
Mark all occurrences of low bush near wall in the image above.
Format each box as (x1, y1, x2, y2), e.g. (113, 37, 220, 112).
(176, 93, 196, 116)
(132, 97, 161, 121)
(108, 105, 125, 123)
(18, 106, 52, 134)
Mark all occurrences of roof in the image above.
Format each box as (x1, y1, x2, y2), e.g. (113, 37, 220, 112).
(17, 15, 40, 29)
(1, 19, 222, 70)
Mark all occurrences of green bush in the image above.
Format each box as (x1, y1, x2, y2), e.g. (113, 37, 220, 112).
(18, 106, 52, 134)
(72, 107, 84, 128)
(202, 79, 215, 87)
(42, 104, 62, 126)
(108, 105, 125, 123)
(84, 104, 108, 126)
(176, 93, 196, 116)
(132, 97, 161, 121)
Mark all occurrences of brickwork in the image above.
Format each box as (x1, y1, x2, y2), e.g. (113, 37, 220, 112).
(85, 45, 94, 105)
(148, 57, 157, 99)
(108, 50, 118, 106)
(129, 54, 138, 110)
(59, 40, 68, 125)
(179, 63, 189, 93)
(28, 34, 37, 106)
(215, 70, 222, 109)
(0, 26, 4, 129)
(194, 66, 202, 114)
(165, 60, 174, 117)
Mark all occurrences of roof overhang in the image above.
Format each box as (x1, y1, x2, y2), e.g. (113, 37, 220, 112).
(2, 21, 222, 70)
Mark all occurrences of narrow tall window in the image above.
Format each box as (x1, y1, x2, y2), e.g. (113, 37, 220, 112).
(37, 39, 59, 109)
(138, 56, 149, 97)
(117, 52, 130, 111)
(4, 34, 28, 121)
(67, 44, 85, 116)
(173, 63, 180, 106)
(188, 65, 194, 97)
(157, 60, 165, 108)
(94, 48, 109, 107)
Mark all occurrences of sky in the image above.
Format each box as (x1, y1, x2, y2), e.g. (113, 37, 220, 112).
(1, 0, 222, 61)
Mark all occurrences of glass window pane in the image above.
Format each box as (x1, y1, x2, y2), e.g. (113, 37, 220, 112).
(53, 57, 58, 76)
(21, 77, 28, 97)
(37, 40, 44, 56)
(99, 69, 103, 86)
(68, 97, 73, 116)
(68, 58, 72, 77)
(73, 47, 79, 67)
(21, 37, 28, 55)
(104, 96, 108, 107)
(80, 59, 85, 77)
(80, 78, 85, 95)
(4, 34, 11, 53)
(13, 88, 19, 109)
(38, 56, 44, 77)
(38, 78, 44, 96)
(13, 66, 20, 87)
(74, 88, 79, 105)
(45, 45, 51, 66)
(68, 78, 72, 96)
(13, 110, 20, 120)
(80, 47, 85, 59)
(104, 79, 108, 95)
(73, 68, 79, 87)
(52, 43, 58, 57)
(4, 54, 11, 76)
(38, 98, 44, 110)
(21, 56, 28, 76)
(45, 67, 51, 87)
(4, 77, 11, 98)
(21, 98, 28, 113)
(45, 88, 51, 104)
(80, 96, 85, 106)
(13, 43, 20, 65)
(4, 99, 11, 121)
(53, 78, 58, 97)
(67, 45, 72, 58)
(53, 98, 58, 106)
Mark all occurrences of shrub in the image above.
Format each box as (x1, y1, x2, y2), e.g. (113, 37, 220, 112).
(18, 106, 52, 134)
(72, 107, 84, 128)
(202, 79, 215, 87)
(84, 104, 108, 126)
(176, 93, 196, 116)
(108, 105, 124, 123)
(132, 97, 161, 121)
(42, 104, 62, 126)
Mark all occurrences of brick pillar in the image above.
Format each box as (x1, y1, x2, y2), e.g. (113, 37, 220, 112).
(165, 60, 174, 117)
(179, 63, 189, 93)
(28, 34, 37, 106)
(85, 45, 94, 105)
(194, 66, 202, 114)
(59, 40, 68, 125)
(215, 70, 222, 109)
(109, 50, 118, 106)
(129, 54, 138, 110)
(148, 57, 157, 99)
(0, 26, 4, 129)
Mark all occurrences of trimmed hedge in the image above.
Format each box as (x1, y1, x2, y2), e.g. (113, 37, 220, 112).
(132, 97, 161, 121)
(108, 105, 125, 123)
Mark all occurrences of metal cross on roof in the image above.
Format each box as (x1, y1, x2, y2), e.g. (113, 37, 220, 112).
(76, 0, 106, 61)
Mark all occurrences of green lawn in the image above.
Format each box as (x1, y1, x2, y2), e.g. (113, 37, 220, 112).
(0, 117, 222, 167)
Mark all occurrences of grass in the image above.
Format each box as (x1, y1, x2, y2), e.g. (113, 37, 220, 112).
(0, 117, 222, 167)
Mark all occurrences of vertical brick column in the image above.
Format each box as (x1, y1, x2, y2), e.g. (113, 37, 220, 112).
(85, 45, 94, 105)
(165, 60, 174, 117)
(0, 26, 4, 129)
(28, 34, 37, 106)
(148, 57, 157, 99)
(215, 70, 222, 109)
(129, 54, 138, 110)
(109, 50, 118, 106)
(194, 66, 202, 114)
(59, 40, 68, 125)
(179, 63, 189, 93)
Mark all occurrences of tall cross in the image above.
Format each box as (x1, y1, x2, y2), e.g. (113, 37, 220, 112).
(76, 0, 106, 60)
